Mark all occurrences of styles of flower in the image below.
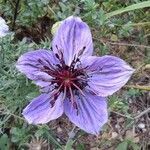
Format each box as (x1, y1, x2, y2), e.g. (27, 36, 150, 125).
(16, 16, 134, 135)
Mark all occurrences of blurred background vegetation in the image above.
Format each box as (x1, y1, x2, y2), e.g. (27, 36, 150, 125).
(0, 0, 150, 149)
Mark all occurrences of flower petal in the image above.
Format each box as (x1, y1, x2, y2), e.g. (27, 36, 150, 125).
(22, 93, 64, 124)
(81, 55, 135, 97)
(16, 49, 59, 87)
(64, 91, 108, 135)
(0, 17, 9, 37)
(52, 16, 93, 66)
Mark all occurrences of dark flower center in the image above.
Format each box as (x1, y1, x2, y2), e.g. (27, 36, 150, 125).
(41, 52, 88, 110)
(53, 66, 87, 92)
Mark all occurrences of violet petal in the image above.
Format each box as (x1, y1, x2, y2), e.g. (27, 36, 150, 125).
(16, 49, 59, 87)
(52, 16, 93, 66)
(22, 93, 64, 124)
(64, 91, 108, 135)
(81, 55, 135, 97)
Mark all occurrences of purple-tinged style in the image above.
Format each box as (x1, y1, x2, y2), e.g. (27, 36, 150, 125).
(16, 16, 134, 135)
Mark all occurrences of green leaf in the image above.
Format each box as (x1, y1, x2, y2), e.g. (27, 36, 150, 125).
(39, 126, 62, 149)
(106, 1, 150, 18)
(116, 141, 128, 150)
(76, 143, 85, 150)
(129, 141, 140, 150)
(65, 139, 75, 150)
(0, 134, 9, 150)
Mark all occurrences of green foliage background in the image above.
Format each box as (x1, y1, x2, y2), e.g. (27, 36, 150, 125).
(0, 0, 149, 149)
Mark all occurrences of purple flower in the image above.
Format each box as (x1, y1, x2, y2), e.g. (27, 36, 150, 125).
(16, 16, 134, 135)
(0, 17, 9, 37)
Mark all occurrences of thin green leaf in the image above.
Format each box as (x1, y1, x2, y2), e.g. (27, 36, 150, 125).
(106, 1, 150, 18)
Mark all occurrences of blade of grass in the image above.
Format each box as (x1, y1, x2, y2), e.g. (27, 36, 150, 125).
(65, 139, 75, 150)
(125, 85, 150, 91)
(44, 126, 63, 149)
(125, 22, 150, 26)
(106, 1, 150, 19)
(65, 125, 76, 150)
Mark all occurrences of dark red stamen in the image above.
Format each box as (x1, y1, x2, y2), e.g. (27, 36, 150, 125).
(42, 48, 87, 110)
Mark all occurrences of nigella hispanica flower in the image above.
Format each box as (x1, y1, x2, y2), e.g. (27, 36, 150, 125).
(0, 17, 9, 37)
(16, 16, 134, 134)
